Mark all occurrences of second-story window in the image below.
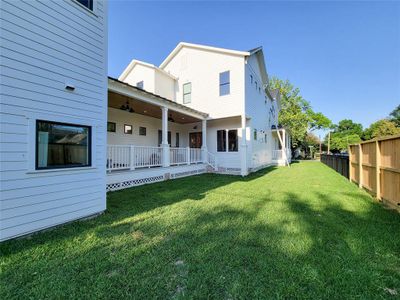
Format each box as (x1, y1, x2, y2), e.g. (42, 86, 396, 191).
(76, 0, 93, 11)
(183, 82, 191, 104)
(136, 81, 144, 89)
(219, 71, 230, 96)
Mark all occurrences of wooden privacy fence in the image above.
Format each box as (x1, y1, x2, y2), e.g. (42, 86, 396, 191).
(321, 154, 349, 178)
(349, 134, 400, 209)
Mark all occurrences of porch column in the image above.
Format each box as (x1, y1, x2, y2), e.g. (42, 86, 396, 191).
(201, 119, 207, 163)
(161, 106, 170, 167)
(240, 115, 248, 176)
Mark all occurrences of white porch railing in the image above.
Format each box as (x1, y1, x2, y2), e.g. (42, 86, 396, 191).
(206, 151, 217, 170)
(170, 147, 188, 166)
(107, 145, 212, 172)
(190, 148, 202, 164)
(272, 150, 283, 160)
(107, 145, 163, 171)
(135, 146, 163, 168)
(107, 145, 131, 171)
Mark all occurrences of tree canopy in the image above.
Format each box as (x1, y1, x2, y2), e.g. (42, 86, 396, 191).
(269, 77, 332, 148)
(389, 105, 400, 127)
(328, 119, 363, 152)
(363, 119, 400, 140)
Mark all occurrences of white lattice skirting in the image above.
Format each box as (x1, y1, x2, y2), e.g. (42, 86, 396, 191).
(106, 165, 207, 192)
(170, 168, 206, 179)
(106, 175, 165, 192)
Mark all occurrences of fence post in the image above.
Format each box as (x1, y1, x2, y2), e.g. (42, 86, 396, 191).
(130, 145, 135, 170)
(348, 146, 352, 181)
(358, 144, 363, 188)
(375, 140, 381, 201)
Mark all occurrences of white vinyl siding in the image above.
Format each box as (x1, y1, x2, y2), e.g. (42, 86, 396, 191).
(0, 0, 108, 241)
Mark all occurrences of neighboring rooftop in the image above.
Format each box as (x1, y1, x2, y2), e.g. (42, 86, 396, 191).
(119, 59, 178, 82)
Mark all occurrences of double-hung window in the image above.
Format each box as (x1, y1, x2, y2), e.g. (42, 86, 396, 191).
(219, 71, 230, 96)
(183, 82, 192, 104)
(217, 129, 238, 152)
(36, 120, 91, 169)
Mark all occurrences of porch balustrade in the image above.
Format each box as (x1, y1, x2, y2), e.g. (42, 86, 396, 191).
(272, 150, 283, 160)
(107, 145, 207, 172)
(190, 148, 202, 164)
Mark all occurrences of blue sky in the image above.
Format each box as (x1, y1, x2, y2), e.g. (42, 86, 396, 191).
(108, 1, 400, 132)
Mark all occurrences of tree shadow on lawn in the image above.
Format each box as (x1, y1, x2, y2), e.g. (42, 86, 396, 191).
(0, 166, 278, 256)
(1, 176, 399, 298)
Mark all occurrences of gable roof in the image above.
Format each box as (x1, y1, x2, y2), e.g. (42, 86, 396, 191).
(159, 42, 250, 69)
(119, 59, 177, 81)
(248, 46, 269, 86)
(159, 42, 270, 88)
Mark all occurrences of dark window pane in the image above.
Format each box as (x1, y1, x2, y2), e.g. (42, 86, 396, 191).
(139, 127, 146, 136)
(228, 130, 238, 152)
(217, 130, 226, 152)
(76, 0, 93, 10)
(107, 122, 116, 132)
(36, 120, 91, 169)
(176, 133, 180, 147)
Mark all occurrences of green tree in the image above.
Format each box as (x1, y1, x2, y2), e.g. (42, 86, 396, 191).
(328, 119, 363, 152)
(330, 133, 361, 152)
(389, 105, 400, 127)
(269, 77, 332, 148)
(363, 119, 400, 140)
(308, 110, 333, 131)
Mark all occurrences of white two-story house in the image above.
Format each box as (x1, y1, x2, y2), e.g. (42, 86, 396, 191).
(106, 42, 291, 191)
(0, 3, 289, 241)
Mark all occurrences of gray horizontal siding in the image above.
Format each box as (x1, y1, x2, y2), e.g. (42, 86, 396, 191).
(0, 0, 107, 241)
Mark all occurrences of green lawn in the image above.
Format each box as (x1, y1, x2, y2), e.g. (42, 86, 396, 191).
(1, 162, 399, 299)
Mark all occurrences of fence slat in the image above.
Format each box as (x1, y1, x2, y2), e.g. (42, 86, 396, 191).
(321, 154, 349, 179)
(348, 134, 399, 209)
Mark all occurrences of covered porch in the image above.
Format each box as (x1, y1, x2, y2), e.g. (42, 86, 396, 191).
(106, 77, 216, 190)
(271, 127, 292, 166)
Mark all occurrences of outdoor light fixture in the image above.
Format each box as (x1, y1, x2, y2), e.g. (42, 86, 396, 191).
(168, 114, 175, 122)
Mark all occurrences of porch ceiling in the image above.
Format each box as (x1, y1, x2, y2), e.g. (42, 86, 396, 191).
(108, 91, 201, 124)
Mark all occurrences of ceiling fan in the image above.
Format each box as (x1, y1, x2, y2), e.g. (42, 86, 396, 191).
(120, 100, 135, 113)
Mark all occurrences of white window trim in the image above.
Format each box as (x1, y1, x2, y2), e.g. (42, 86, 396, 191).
(219, 71, 230, 96)
(25, 110, 99, 174)
(183, 82, 192, 104)
(216, 128, 239, 153)
(71, 0, 98, 17)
